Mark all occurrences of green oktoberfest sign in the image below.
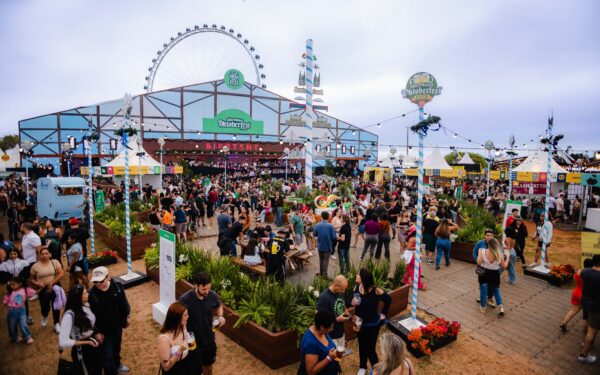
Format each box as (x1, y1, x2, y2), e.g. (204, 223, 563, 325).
(203, 109, 264, 135)
(401, 72, 442, 107)
(224, 69, 244, 90)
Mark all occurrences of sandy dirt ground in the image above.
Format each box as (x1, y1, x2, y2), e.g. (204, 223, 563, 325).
(0, 219, 584, 375)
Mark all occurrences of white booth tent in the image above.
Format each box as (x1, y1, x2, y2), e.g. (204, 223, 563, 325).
(512, 150, 568, 180)
(105, 135, 163, 190)
(424, 148, 454, 170)
(458, 153, 476, 164)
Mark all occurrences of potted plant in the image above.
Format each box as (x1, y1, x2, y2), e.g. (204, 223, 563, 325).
(452, 203, 502, 264)
(87, 249, 118, 268)
(406, 317, 461, 357)
(548, 264, 575, 286)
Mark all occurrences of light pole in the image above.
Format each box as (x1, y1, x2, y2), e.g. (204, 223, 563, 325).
(283, 147, 290, 181)
(136, 137, 144, 200)
(157, 137, 165, 193)
(507, 135, 516, 199)
(484, 140, 495, 198)
(389, 147, 397, 191)
(62, 142, 73, 177)
(20, 140, 34, 204)
(220, 146, 229, 188)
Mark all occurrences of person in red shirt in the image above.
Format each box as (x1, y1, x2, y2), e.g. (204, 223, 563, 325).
(505, 208, 520, 229)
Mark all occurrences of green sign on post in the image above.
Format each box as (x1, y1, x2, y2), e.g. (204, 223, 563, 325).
(224, 69, 244, 90)
(401, 72, 443, 108)
(95, 190, 105, 212)
(203, 109, 264, 135)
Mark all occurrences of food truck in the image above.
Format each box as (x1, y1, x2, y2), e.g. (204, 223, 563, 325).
(37, 177, 86, 221)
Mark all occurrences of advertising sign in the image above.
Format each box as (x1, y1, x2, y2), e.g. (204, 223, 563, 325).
(512, 181, 546, 195)
(224, 69, 244, 90)
(203, 109, 264, 135)
(94, 190, 105, 212)
(159, 229, 176, 308)
(581, 173, 600, 187)
(503, 200, 523, 229)
(581, 232, 600, 267)
(401, 72, 443, 107)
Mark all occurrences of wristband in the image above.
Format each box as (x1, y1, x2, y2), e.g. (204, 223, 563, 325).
(326, 355, 332, 362)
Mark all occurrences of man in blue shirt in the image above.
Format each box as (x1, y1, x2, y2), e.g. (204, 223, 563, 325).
(473, 229, 496, 308)
(314, 211, 337, 278)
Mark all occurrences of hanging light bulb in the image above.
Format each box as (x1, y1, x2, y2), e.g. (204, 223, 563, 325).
(377, 123, 381, 128)
(454, 133, 457, 138)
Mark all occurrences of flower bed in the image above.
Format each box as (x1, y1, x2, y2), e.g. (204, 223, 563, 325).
(388, 316, 460, 358)
(87, 250, 118, 268)
(94, 220, 156, 261)
(548, 264, 575, 286)
(144, 244, 409, 369)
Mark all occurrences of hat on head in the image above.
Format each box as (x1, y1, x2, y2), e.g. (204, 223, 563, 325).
(69, 218, 79, 225)
(360, 194, 366, 199)
(91, 266, 109, 282)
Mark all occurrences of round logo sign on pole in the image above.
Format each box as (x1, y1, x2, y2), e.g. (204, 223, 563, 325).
(224, 69, 244, 90)
(401, 72, 442, 108)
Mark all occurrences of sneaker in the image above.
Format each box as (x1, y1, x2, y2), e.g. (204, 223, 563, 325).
(487, 299, 496, 308)
(330, 255, 337, 260)
(543, 262, 551, 267)
(28, 294, 38, 301)
(528, 262, 538, 268)
(435, 266, 440, 270)
(357, 369, 366, 375)
(54, 323, 60, 334)
(26, 316, 34, 325)
(498, 306, 505, 317)
(41, 316, 48, 327)
(479, 306, 486, 313)
(118, 364, 130, 373)
(26, 337, 34, 345)
(578, 354, 597, 364)
(14, 337, 23, 343)
(476, 297, 481, 303)
(427, 259, 434, 264)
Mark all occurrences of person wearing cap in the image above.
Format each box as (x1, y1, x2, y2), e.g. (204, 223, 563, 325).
(505, 208, 520, 229)
(61, 218, 90, 261)
(88, 267, 131, 375)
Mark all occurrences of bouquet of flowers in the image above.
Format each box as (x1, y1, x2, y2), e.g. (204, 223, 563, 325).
(407, 317, 461, 356)
(548, 264, 575, 286)
(87, 249, 118, 268)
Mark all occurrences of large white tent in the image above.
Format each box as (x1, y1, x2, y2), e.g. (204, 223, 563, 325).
(106, 135, 163, 189)
(424, 148, 453, 170)
(512, 150, 568, 174)
(458, 153, 476, 164)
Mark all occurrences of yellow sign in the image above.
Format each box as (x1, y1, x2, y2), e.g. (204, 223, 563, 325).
(566, 173, 581, 184)
(517, 172, 533, 182)
(113, 166, 125, 175)
(141, 166, 149, 174)
(489, 171, 501, 180)
(581, 232, 600, 267)
(174, 166, 183, 174)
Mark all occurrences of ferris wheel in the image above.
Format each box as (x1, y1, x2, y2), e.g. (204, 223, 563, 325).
(144, 24, 266, 92)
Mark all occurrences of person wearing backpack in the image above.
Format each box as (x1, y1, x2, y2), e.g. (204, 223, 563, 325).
(88, 267, 131, 375)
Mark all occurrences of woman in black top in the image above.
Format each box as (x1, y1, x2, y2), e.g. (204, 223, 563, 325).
(510, 218, 528, 264)
(352, 268, 391, 373)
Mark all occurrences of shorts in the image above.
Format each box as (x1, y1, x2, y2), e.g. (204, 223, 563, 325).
(175, 223, 187, 234)
(537, 241, 551, 248)
(358, 225, 365, 234)
(195, 342, 217, 367)
(587, 311, 600, 330)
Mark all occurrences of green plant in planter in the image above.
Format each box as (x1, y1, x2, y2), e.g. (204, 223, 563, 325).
(364, 258, 391, 290)
(175, 263, 193, 281)
(457, 202, 501, 243)
(391, 260, 406, 289)
(219, 289, 237, 309)
(143, 245, 159, 269)
(234, 294, 274, 328)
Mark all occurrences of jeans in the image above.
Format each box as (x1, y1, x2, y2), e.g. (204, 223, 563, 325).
(479, 283, 502, 307)
(338, 247, 350, 274)
(230, 239, 238, 257)
(375, 234, 391, 260)
(318, 251, 330, 277)
(357, 325, 381, 369)
(435, 238, 452, 268)
(100, 329, 123, 375)
(275, 207, 283, 227)
(39, 288, 60, 324)
(361, 234, 378, 259)
(507, 249, 516, 283)
(7, 307, 31, 341)
(258, 210, 266, 222)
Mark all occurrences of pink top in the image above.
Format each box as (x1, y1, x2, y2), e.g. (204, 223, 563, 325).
(3, 287, 36, 309)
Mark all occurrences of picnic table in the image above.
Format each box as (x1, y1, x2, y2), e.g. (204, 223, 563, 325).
(230, 256, 266, 276)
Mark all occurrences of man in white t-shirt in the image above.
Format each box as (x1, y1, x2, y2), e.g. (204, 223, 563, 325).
(21, 222, 44, 264)
(555, 194, 565, 221)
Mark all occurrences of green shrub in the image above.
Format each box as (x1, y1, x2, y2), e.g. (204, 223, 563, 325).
(457, 202, 501, 243)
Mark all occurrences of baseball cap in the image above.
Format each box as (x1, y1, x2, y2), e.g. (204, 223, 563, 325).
(69, 218, 79, 225)
(91, 266, 109, 282)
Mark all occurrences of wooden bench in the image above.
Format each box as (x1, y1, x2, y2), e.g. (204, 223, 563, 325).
(285, 249, 312, 271)
(230, 256, 267, 276)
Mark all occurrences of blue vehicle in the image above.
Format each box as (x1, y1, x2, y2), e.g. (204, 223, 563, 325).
(37, 177, 86, 221)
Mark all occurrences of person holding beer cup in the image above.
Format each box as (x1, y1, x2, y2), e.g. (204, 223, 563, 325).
(157, 302, 192, 374)
(179, 272, 225, 375)
(298, 310, 341, 374)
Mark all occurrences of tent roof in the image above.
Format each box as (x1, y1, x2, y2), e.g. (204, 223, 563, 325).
(424, 148, 453, 170)
(105, 135, 163, 169)
(512, 150, 568, 174)
(458, 153, 475, 164)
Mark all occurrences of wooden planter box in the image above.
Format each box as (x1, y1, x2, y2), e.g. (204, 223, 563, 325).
(87, 256, 117, 269)
(265, 212, 289, 225)
(136, 210, 151, 222)
(94, 220, 157, 261)
(145, 261, 410, 369)
(451, 241, 476, 264)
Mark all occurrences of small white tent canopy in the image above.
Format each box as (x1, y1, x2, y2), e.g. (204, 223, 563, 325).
(105, 135, 163, 190)
(458, 153, 476, 164)
(423, 148, 453, 170)
(512, 150, 568, 174)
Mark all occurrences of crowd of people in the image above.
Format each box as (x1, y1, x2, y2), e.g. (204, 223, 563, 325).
(0, 163, 599, 373)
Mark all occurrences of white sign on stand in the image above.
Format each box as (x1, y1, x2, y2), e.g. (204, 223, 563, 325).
(152, 229, 176, 324)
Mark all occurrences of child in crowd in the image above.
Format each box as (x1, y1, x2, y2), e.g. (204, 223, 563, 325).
(3, 276, 36, 344)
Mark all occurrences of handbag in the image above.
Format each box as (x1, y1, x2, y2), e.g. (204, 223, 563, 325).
(57, 346, 87, 375)
(475, 265, 486, 276)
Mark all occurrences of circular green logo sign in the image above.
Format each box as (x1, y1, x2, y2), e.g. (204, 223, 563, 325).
(401, 72, 442, 107)
(224, 69, 244, 90)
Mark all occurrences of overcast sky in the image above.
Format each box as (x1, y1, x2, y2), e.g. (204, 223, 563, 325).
(1, 0, 599, 158)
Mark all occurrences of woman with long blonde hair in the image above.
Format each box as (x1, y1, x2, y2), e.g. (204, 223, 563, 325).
(372, 332, 414, 375)
(477, 238, 509, 316)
